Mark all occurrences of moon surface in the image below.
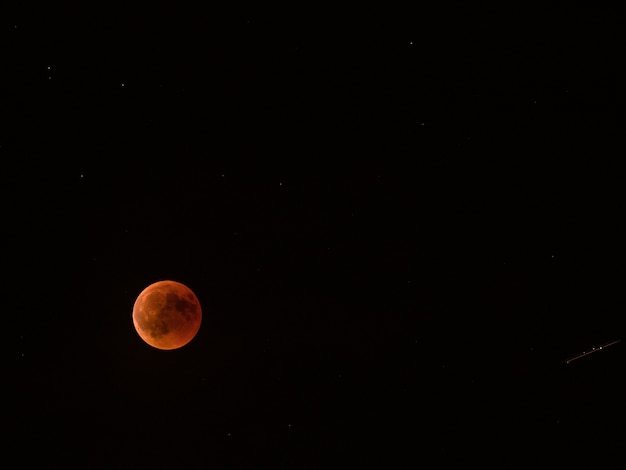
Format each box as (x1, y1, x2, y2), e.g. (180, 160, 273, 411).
(132, 280, 202, 350)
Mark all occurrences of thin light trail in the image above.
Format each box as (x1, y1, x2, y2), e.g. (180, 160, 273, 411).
(563, 339, 621, 364)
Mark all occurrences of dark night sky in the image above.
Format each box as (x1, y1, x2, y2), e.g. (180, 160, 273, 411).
(7, 3, 624, 468)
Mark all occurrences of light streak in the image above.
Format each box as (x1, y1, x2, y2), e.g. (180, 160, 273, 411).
(563, 339, 621, 364)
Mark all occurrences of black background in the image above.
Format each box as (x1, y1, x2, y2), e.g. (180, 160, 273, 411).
(7, 3, 624, 468)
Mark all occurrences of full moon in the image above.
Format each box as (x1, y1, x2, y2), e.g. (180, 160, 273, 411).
(132, 280, 202, 350)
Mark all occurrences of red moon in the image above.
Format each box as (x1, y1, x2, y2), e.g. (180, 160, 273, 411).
(132, 280, 202, 350)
